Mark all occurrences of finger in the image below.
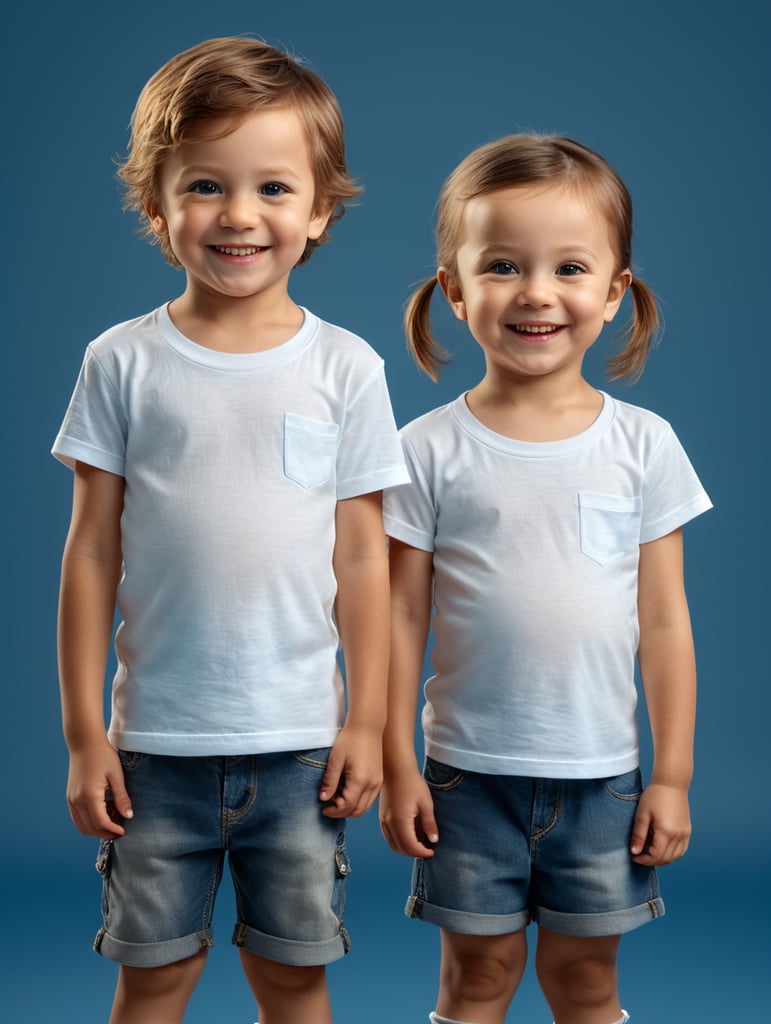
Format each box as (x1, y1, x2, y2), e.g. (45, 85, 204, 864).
(319, 753, 345, 805)
(629, 810, 653, 857)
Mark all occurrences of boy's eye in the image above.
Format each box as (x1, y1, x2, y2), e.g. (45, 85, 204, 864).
(188, 180, 221, 195)
(260, 183, 286, 196)
(557, 262, 585, 276)
(490, 261, 518, 275)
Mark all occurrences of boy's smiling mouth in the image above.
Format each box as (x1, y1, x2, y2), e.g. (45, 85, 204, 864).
(211, 245, 267, 256)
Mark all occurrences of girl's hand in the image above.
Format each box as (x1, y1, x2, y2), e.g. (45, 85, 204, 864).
(379, 771, 439, 858)
(630, 782, 691, 866)
(67, 741, 133, 839)
(319, 723, 383, 819)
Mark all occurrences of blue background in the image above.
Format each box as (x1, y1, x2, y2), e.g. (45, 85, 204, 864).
(3, 0, 768, 1020)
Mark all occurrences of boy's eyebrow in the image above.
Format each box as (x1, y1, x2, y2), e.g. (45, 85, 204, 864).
(175, 162, 306, 181)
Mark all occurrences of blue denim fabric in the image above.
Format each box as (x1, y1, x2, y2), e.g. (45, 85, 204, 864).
(94, 749, 351, 967)
(407, 759, 664, 937)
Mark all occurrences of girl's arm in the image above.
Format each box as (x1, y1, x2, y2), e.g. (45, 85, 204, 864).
(321, 490, 391, 819)
(379, 538, 438, 858)
(632, 527, 696, 866)
(58, 462, 132, 838)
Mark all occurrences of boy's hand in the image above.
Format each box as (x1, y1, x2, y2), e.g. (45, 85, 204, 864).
(319, 724, 382, 819)
(630, 782, 691, 866)
(67, 741, 133, 839)
(379, 771, 438, 858)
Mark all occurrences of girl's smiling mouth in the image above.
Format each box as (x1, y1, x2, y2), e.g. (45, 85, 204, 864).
(508, 322, 564, 339)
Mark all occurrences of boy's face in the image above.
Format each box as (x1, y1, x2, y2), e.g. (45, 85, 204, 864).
(148, 107, 329, 307)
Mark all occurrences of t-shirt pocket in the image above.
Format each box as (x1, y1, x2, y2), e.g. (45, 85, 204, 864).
(578, 491, 642, 566)
(284, 412, 339, 489)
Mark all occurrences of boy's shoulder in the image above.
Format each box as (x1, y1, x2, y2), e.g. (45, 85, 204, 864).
(87, 306, 163, 357)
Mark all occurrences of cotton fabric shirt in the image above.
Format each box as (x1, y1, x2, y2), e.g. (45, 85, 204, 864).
(383, 393, 712, 778)
(53, 305, 409, 755)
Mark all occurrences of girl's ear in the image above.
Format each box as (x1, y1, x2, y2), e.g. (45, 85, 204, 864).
(604, 268, 633, 323)
(437, 268, 468, 322)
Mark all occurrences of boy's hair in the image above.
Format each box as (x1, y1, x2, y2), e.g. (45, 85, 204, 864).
(406, 134, 659, 383)
(118, 36, 361, 267)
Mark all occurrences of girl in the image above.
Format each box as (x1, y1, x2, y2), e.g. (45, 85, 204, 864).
(380, 135, 711, 1024)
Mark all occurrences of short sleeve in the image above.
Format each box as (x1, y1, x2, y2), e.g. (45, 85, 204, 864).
(51, 346, 127, 475)
(335, 364, 409, 499)
(640, 425, 712, 543)
(383, 434, 437, 552)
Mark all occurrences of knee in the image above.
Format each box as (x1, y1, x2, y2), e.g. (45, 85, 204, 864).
(537, 949, 617, 1010)
(444, 948, 519, 1006)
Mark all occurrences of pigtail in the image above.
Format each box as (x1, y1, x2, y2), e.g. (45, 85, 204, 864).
(607, 277, 660, 384)
(404, 276, 449, 382)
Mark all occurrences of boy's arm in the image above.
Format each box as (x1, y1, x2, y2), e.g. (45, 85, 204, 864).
(632, 527, 696, 866)
(321, 490, 390, 819)
(379, 538, 438, 858)
(58, 461, 133, 838)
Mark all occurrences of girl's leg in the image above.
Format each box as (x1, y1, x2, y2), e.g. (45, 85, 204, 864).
(535, 929, 623, 1024)
(239, 951, 332, 1024)
(109, 950, 208, 1024)
(434, 929, 528, 1024)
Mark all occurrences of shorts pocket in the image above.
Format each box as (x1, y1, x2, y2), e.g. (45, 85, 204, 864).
(293, 747, 332, 769)
(284, 413, 339, 489)
(578, 491, 641, 566)
(423, 756, 466, 791)
(605, 768, 643, 801)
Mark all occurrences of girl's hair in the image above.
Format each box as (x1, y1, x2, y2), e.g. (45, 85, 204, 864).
(407, 134, 659, 383)
(117, 36, 361, 267)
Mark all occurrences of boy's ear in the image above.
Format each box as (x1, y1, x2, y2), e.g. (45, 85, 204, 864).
(604, 267, 633, 323)
(307, 203, 333, 242)
(145, 201, 169, 238)
(437, 268, 468, 322)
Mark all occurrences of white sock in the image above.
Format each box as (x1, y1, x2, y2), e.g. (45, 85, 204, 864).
(553, 1013, 628, 1024)
(429, 1013, 477, 1024)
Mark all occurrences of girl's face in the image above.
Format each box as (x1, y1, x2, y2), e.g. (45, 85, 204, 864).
(438, 184, 631, 385)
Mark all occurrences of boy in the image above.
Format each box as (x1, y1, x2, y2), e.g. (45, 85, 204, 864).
(53, 37, 408, 1024)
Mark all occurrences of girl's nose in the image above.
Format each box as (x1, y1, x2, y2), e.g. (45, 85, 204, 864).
(516, 274, 555, 307)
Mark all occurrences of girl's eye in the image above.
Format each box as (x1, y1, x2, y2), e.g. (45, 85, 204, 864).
(260, 183, 286, 197)
(490, 261, 518, 275)
(557, 262, 585, 276)
(189, 180, 220, 195)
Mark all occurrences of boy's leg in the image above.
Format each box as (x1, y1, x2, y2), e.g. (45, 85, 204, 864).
(109, 950, 208, 1024)
(535, 929, 623, 1024)
(239, 951, 331, 1024)
(434, 929, 528, 1024)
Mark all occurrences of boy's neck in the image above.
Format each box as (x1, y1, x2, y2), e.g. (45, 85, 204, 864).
(167, 288, 306, 354)
(466, 373, 604, 443)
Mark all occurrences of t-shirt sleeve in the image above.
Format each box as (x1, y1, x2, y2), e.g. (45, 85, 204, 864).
(640, 424, 712, 543)
(51, 346, 127, 476)
(335, 364, 410, 500)
(383, 433, 436, 552)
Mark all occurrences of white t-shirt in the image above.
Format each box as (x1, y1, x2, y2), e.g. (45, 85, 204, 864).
(383, 393, 712, 778)
(53, 305, 409, 756)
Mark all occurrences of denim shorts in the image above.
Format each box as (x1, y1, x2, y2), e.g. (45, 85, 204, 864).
(407, 759, 665, 938)
(93, 749, 351, 968)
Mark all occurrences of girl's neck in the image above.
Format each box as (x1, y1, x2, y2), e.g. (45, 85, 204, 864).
(466, 373, 604, 443)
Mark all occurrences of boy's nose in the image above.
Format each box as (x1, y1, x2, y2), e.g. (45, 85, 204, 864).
(219, 194, 259, 230)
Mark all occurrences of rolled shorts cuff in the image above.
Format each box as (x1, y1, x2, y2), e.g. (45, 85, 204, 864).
(93, 926, 214, 967)
(232, 921, 351, 966)
(535, 896, 666, 937)
(406, 895, 529, 935)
